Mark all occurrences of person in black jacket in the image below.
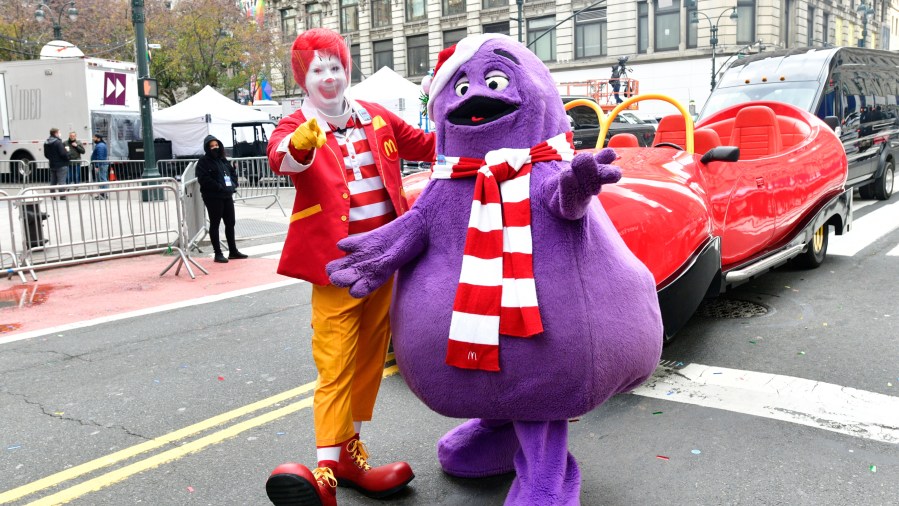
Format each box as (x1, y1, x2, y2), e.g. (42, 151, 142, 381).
(43, 128, 69, 196)
(196, 135, 247, 263)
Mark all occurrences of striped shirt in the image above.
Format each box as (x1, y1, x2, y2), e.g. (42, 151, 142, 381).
(332, 122, 396, 236)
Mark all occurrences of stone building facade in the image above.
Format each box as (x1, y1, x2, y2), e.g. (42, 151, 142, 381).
(267, 0, 896, 111)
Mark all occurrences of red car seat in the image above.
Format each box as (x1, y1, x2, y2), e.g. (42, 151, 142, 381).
(694, 128, 722, 154)
(608, 133, 640, 148)
(730, 106, 783, 159)
(653, 115, 687, 147)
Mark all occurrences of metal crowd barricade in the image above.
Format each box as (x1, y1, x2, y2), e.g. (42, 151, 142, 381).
(0, 160, 29, 186)
(158, 159, 197, 181)
(230, 156, 288, 215)
(0, 178, 207, 281)
(20, 160, 92, 187)
(0, 189, 27, 282)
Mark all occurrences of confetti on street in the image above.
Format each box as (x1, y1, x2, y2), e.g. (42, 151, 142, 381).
(797, 351, 806, 356)
(7, 445, 22, 450)
(656, 455, 670, 461)
(652, 411, 663, 415)
(187, 486, 195, 493)
(218, 376, 225, 381)
(691, 449, 701, 455)
(870, 465, 877, 473)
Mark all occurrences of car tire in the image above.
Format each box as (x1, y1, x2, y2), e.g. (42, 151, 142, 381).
(794, 224, 829, 269)
(872, 159, 894, 201)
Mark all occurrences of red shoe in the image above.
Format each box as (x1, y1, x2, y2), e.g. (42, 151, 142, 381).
(265, 462, 337, 506)
(334, 435, 414, 498)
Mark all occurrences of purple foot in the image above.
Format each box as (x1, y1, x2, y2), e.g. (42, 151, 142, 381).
(437, 418, 519, 478)
(505, 420, 580, 506)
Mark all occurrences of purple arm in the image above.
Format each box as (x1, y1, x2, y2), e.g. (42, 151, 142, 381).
(326, 209, 428, 298)
(541, 148, 622, 220)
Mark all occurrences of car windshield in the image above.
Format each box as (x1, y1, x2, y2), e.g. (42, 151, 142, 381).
(567, 105, 600, 128)
(699, 81, 820, 122)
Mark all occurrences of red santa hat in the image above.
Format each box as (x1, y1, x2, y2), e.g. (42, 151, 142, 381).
(424, 33, 507, 118)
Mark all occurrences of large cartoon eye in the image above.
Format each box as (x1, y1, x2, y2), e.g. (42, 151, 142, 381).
(454, 77, 470, 97)
(485, 71, 509, 92)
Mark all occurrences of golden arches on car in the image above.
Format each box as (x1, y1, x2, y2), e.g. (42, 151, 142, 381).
(564, 94, 695, 154)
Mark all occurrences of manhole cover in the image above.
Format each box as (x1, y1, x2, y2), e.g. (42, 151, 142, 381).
(695, 298, 768, 319)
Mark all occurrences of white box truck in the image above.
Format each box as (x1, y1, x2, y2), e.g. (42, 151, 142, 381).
(0, 57, 141, 181)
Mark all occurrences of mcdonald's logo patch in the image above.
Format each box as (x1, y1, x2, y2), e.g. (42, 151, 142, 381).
(372, 115, 387, 130)
(382, 136, 399, 161)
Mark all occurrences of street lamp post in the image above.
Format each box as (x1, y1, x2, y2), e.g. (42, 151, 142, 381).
(857, 1, 875, 48)
(132, 0, 163, 200)
(34, 1, 79, 40)
(516, 0, 524, 43)
(691, 7, 738, 92)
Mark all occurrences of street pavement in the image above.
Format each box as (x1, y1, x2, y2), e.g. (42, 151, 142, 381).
(1, 196, 898, 505)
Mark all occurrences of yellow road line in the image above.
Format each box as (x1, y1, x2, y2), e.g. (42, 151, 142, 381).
(26, 365, 399, 506)
(2, 354, 396, 504)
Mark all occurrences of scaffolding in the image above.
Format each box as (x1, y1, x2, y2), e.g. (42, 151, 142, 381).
(557, 78, 641, 111)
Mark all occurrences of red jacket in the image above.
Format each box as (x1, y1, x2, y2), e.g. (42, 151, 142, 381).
(268, 99, 435, 285)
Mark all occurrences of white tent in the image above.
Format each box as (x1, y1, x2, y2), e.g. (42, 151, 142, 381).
(153, 86, 270, 157)
(348, 67, 426, 128)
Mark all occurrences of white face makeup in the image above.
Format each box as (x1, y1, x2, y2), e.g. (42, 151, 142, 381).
(304, 51, 349, 116)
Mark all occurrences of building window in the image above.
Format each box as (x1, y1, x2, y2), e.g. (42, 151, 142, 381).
(807, 6, 815, 46)
(654, 0, 680, 52)
(638, 2, 648, 53)
(736, 0, 756, 44)
(407, 34, 429, 76)
(350, 44, 362, 83)
(483, 21, 510, 35)
(527, 16, 556, 62)
(443, 28, 467, 48)
(371, 0, 391, 28)
(340, 0, 359, 32)
(686, 3, 697, 48)
(575, 8, 607, 58)
(444, 0, 465, 16)
(280, 8, 297, 43)
(406, 0, 427, 21)
(305, 3, 322, 30)
(483, 0, 506, 7)
(373, 39, 394, 72)
(822, 12, 830, 44)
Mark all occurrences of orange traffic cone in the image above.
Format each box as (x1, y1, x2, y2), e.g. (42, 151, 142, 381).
(109, 167, 116, 181)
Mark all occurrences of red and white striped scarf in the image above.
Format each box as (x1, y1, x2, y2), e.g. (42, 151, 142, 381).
(431, 132, 575, 372)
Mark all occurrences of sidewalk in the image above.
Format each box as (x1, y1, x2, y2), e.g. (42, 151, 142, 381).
(0, 253, 288, 340)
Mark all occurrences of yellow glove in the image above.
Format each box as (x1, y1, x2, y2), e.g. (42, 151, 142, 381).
(290, 117, 327, 151)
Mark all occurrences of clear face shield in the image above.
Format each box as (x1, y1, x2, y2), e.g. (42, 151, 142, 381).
(296, 46, 353, 119)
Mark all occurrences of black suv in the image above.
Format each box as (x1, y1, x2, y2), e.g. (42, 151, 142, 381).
(562, 96, 656, 150)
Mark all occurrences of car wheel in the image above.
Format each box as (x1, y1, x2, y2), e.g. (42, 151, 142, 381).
(795, 224, 829, 269)
(873, 160, 894, 201)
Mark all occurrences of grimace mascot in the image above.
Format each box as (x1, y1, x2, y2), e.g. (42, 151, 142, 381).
(327, 33, 663, 505)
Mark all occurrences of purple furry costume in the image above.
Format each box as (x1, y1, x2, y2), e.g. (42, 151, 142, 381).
(328, 34, 663, 505)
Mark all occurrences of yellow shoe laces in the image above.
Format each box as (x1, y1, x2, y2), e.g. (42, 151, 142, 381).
(347, 439, 372, 471)
(312, 466, 338, 488)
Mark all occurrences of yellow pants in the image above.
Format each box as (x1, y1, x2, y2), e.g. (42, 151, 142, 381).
(310, 278, 393, 447)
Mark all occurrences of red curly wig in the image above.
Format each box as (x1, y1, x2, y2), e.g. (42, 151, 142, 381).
(291, 29, 351, 90)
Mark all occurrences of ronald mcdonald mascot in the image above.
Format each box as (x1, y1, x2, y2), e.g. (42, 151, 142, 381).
(264, 29, 435, 506)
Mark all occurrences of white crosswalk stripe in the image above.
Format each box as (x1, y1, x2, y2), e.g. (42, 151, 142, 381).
(632, 362, 899, 444)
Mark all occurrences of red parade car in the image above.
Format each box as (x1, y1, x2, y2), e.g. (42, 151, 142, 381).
(402, 96, 851, 341)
